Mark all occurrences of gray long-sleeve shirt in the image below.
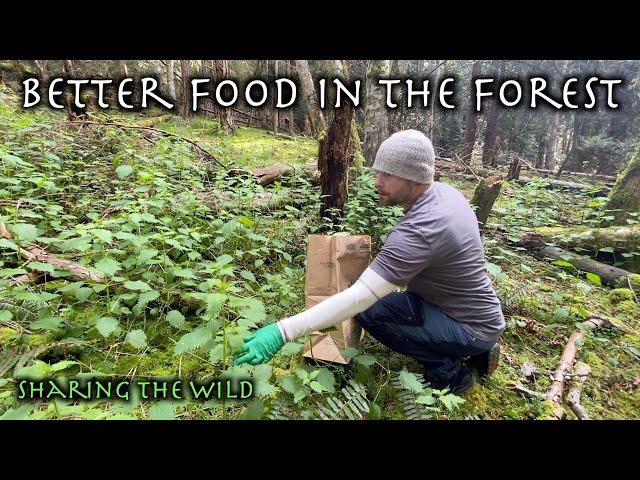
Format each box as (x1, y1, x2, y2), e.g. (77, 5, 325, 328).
(370, 182, 505, 342)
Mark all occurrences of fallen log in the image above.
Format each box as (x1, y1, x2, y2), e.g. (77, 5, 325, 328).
(522, 234, 632, 286)
(0, 222, 103, 283)
(252, 164, 294, 186)
(546, 317, 607, 419)
(566, 361, 591, 420)
(471, 175, 503, 229)
(514, 176, 610, 195)
(226, 163, 303, 186)
(196, 190, 288, 212)
(519, 166, 617, 182)
(135, 114, 173, 128)
(523, 225, 640, 251)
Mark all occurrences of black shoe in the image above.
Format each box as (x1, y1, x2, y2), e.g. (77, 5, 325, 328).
(423, 364, 475, 395)
(467, 343, 500, 378)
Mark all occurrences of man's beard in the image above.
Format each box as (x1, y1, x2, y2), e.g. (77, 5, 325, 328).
(379, 194, 400, 207)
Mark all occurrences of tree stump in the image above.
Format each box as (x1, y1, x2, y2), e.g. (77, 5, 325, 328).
(471, 175, 503, 229)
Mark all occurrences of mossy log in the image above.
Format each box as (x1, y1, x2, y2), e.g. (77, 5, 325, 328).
(514, 176, 610, 195)
(522, 225, 640, 251)
(522, 235, 632, 286)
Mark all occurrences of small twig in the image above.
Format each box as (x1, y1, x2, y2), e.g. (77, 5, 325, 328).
(451, 152, 480, 180)
(506, 381, 545, 399)
(627, 276, 639, 305)
(566, 362, 591, 420)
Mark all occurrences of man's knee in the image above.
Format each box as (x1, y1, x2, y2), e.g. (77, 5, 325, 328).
(356, 292, 417, 330)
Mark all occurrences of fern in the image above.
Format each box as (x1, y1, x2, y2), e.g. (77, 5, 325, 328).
(391, 372, 436, 420)
(0, 347, 21, 377)
(266, 379, 370, 420)
(464, 414, 482, 420)
(315, 380, 369, 420)
(495, 281, 533, 312)
(0, 299, 38, 322)
(266, 399, 295, 420)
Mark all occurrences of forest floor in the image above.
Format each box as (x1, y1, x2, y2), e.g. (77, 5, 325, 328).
(0, 85, 638, 420)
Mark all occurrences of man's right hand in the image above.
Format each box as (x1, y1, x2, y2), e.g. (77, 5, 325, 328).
(232, 323, 285, 366)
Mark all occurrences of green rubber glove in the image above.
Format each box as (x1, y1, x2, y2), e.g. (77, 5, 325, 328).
(233, 323, 285, 366)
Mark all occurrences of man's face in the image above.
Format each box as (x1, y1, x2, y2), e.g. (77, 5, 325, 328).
(374, 171, 413, 207)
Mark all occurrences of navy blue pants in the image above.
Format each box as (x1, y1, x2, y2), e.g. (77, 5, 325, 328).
(356, 291, 497, 383)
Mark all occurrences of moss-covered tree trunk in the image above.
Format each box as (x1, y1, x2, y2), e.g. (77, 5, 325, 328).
(608, 148, 640, 224)
(318, 60, 363, 175)
(319, 102, 354, 229)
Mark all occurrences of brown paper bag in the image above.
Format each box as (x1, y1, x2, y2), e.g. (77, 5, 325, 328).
(302, 234, 371, 364)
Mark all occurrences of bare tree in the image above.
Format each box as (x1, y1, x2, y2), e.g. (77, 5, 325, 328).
(180, 60, 193, 118)
(273, 60, 279, 136)
(295, 59, 326, 137)
(461, 60, 482, 163)
(482, 61, 505, 167)
(212, 60, 234, 133)
(167, 60, 177, 100)
(363, 60, 392, 165)
(34, 60, 47, 81)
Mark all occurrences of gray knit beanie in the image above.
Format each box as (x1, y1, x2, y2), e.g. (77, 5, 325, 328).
(373, 129, 435, 184)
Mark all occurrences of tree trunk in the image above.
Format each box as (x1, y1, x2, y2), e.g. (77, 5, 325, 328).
(363, 60, 392, 166)
(507, 157, 521, 180)
(62, 60, 86, 121)
(461, 60, 481, 163)
(119, 60, 129, 77)
(273, 60, 279, 136)
(482, 62, 504, 167)
(180, 60, 193, 118)
(34, 60, 47, 80)
(523, 225, 640, 251)
(285, 61, 295, 134)
(607, 147, 640, 224)
(319, 60, 362, 174)
(544, 111, 561, 170)
(295, 60, 326, 137)
(212, 60, 234, 133)
(167, 60, 177, 101)
(319, 102, 354, 228)
(557, 112, 585, 177)
(536, 135, 546, 168)
(471, 175, 503, 229)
